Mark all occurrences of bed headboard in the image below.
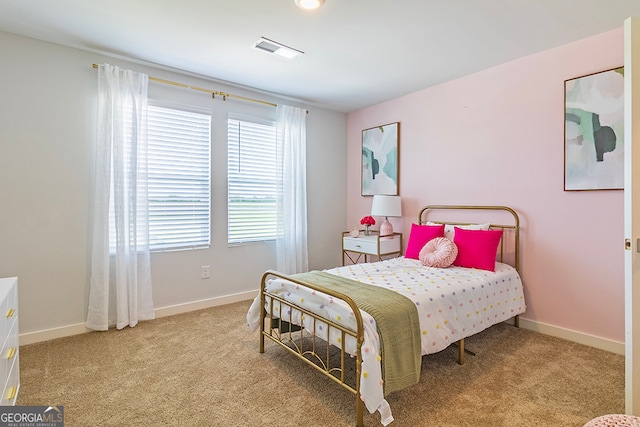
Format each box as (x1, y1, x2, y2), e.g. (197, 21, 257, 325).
(417, 205, 520, 271)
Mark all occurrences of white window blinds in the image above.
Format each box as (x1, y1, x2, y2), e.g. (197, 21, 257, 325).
(227, 116, 277, 244)
(147, 105, 211, 251)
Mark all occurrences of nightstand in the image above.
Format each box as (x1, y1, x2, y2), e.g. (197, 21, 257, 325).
(342, 231, 403, 265)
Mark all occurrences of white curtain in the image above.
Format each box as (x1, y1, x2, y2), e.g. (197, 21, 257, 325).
(86, 64, 155, 331)
(276, 105, 309, 274)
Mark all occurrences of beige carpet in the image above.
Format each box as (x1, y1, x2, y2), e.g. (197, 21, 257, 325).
(17, 300, 624, 426)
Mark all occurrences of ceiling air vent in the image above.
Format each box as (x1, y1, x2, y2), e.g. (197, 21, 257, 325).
(255, 38, 280, 53)
(253, 37, 303, 60)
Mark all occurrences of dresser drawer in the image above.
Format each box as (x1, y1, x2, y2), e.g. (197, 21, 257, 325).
(1, 355, 19, 406)
(0, 288, 14, 350)
(0, 292, 17, 351)
(0, 321, 18, 389)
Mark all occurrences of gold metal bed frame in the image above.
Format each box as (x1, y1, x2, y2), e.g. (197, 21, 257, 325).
(258, 205, 521, 427)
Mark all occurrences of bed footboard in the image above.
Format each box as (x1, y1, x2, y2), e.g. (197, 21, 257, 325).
(259, 270, 366, 427)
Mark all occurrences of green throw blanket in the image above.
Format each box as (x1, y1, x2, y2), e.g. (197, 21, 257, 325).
(290, 270, 421, 395)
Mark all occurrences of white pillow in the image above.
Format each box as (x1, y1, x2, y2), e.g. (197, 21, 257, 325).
(426, 222, 491, 240)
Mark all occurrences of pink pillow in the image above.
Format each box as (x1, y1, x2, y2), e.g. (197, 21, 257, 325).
(405, 223, 445, 259)
(452, 227, 503, 271)
(419, 237, 458, 268)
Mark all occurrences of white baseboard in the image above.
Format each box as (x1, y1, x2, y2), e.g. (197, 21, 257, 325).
(517, 317, 625, 356)
(19, 290, 257, 346)
(20, 323, 91, 346)
(152, 290, 256, 318)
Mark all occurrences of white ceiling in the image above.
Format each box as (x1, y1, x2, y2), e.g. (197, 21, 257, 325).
(1, 1, 640, 113)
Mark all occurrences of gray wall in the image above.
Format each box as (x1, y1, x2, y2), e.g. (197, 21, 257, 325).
(0, 31, 348, 339)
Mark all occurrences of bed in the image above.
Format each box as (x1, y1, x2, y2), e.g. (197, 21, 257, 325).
(246, 205, 526, 426)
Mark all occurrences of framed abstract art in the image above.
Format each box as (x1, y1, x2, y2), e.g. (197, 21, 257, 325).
(361, 122, 399, 196)
(564, 67, 624, 191)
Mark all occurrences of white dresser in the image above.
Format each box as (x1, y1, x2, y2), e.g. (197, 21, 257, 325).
(0, 277, 19, 405)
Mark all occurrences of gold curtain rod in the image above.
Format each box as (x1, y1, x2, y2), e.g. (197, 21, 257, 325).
(92, 63, 277, 108)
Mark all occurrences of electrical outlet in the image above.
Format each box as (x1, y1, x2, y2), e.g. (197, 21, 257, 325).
(201, 265, 211, 279)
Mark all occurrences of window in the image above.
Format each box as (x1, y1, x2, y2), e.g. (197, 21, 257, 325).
(227, 115, 277, 244)
(147, 105, 211, 251)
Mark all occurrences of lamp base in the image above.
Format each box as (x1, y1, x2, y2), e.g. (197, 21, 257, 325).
(379, 217, 393, 236)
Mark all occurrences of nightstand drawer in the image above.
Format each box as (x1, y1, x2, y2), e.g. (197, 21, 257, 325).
(343, 236, 379, 255)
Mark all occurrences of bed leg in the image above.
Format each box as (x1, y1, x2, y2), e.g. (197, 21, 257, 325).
(458, 339, 465, 365)
(356, 397, 364, 427)
(259, 310, 266, 353)
(515, 314, 520, 328)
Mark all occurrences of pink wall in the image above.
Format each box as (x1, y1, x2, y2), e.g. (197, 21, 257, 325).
(347, 28, 625, 343)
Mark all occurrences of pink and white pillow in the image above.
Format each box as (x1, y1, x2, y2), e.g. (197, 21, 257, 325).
(419, 237, 458, 268)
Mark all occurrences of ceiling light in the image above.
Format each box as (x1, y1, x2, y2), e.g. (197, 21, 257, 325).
(295, 0, 325, 10)
(254, 37, 304, 61)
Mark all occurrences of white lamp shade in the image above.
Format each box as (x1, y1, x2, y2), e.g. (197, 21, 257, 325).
(371, 195, 402, 237)
(370, 195, 402, 218)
